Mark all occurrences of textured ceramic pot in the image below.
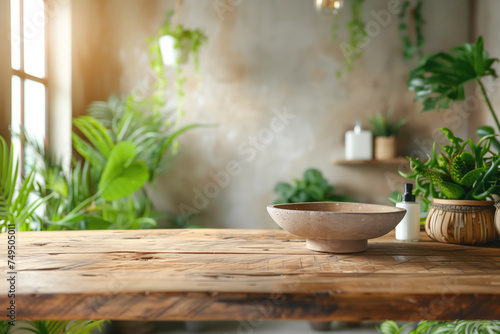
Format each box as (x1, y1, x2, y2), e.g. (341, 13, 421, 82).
(374, 136, 396, 160)
(426, 199, 497, 245)
(267, 202, 406, 253)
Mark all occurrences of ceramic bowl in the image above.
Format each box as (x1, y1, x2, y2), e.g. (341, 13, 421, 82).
(267, 202, 406, 253)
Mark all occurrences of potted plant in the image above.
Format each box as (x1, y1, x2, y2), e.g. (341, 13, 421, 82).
(405, 35, 500, 242)
(154, 10, 207, 68)
(368, 110, 406, 160)
(400, 127, 500, 244)
(149, 10, 207, 126)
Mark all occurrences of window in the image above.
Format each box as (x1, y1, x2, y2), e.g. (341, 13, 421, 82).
(10, 0, 48, 168)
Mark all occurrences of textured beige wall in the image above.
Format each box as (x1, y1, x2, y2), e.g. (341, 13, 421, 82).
(71, 0, 473, 228)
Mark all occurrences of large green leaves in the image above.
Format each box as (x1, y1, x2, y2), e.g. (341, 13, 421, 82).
(476, 125, 500, 151)
(87, 95, 201, 182)
(408, 36, 498, 112)
(72, 116, 114, 168)
(98, 142, 149, 201)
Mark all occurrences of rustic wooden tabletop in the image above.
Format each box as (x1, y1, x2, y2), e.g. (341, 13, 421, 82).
(1, 229, 499, 321)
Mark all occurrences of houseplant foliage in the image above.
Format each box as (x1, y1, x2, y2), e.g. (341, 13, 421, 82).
(149, 10, 208, 124)
(274, 168, 351, 204)
(0, 320, 107, 334)
(4, 12, 202, 232)
(26, 93, 199, 231)
(368, 110, 406, 160)
(0, 139, 107, 332)
(398, 0, 425, 60)
(402, 36, 500, 245)
(0, 137, 48, 231)
(400, 127, 500, 205)
(408, 36, 500, 132)
(331, 0, 366, 75)
(368, 110, 406, 137)
(379, 320, 500, 334)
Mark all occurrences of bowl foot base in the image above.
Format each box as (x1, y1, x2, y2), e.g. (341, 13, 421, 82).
(306, 239, 367, 253)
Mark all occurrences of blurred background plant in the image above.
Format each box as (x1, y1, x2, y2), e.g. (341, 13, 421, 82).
(368, 110, 406, 137)
(398, 0, 425, 60)
(408, 36, 499, 139)
(274, 168, 352, 204)
(148, 10, 208, 125)
(0, 318, 107, 333)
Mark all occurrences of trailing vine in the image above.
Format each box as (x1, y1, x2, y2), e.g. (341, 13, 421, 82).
(331, 0, 367, 76)
(345, 0, 366, 69)
(329, 0, 425, 76)
(147, 10, 208, 125)
(398, 0, 425, 60)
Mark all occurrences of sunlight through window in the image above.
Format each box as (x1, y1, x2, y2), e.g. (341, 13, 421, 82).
(10, 0, 47, 168)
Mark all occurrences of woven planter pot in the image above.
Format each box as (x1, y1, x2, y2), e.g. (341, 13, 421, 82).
(425, 199, 497, 245)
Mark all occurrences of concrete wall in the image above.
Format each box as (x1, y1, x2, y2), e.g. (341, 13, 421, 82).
(71, 0, 473, 228)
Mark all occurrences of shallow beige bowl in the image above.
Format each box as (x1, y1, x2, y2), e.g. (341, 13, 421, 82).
(267, 202, 406, 253)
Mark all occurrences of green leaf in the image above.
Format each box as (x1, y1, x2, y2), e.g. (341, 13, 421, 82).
(476, 125, 500, 151)
(98, 142, 149, 201)
(303, 168, 323, 185)
(439, 180, 466, 199)
(408, 36, 498, 114)
(21, 320, 108, 334)
(378, 321, 401, 334)
(305, 185, 324, 201)
(84, 216, 114, 230)
(73, 116, 114, 158)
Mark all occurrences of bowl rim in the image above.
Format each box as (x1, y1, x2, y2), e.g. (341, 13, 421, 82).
(267, 201, 407, 214)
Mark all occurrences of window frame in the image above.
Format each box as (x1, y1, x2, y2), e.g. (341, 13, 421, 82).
(11, 0, 49, 168)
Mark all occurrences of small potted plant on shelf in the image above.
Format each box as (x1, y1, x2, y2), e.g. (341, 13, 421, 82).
(368, 110, 406, 160)
(400, 127, 500, 245)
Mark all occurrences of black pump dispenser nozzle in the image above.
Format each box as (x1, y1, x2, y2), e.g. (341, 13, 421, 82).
(402, 183, 415, 202)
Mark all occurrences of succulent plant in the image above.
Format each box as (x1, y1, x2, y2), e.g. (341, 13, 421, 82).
(400, 128, 500, 206)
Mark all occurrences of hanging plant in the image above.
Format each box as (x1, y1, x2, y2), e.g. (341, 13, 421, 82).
(148, 10, 208, 125)
(331, 0, 367, 76)
(398, 0, 425, 60)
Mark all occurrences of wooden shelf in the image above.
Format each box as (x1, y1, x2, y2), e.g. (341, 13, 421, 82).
(331, 157, 409, 165)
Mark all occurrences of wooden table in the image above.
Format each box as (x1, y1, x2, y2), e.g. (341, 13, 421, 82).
(1, 229, 500, 321)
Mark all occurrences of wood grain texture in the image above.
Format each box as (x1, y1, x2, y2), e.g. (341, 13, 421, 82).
(1, 229, 500, 321)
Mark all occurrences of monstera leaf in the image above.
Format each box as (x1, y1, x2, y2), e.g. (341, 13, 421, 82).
(98, 142, 149, 201)
(408, 36, 498, 112)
